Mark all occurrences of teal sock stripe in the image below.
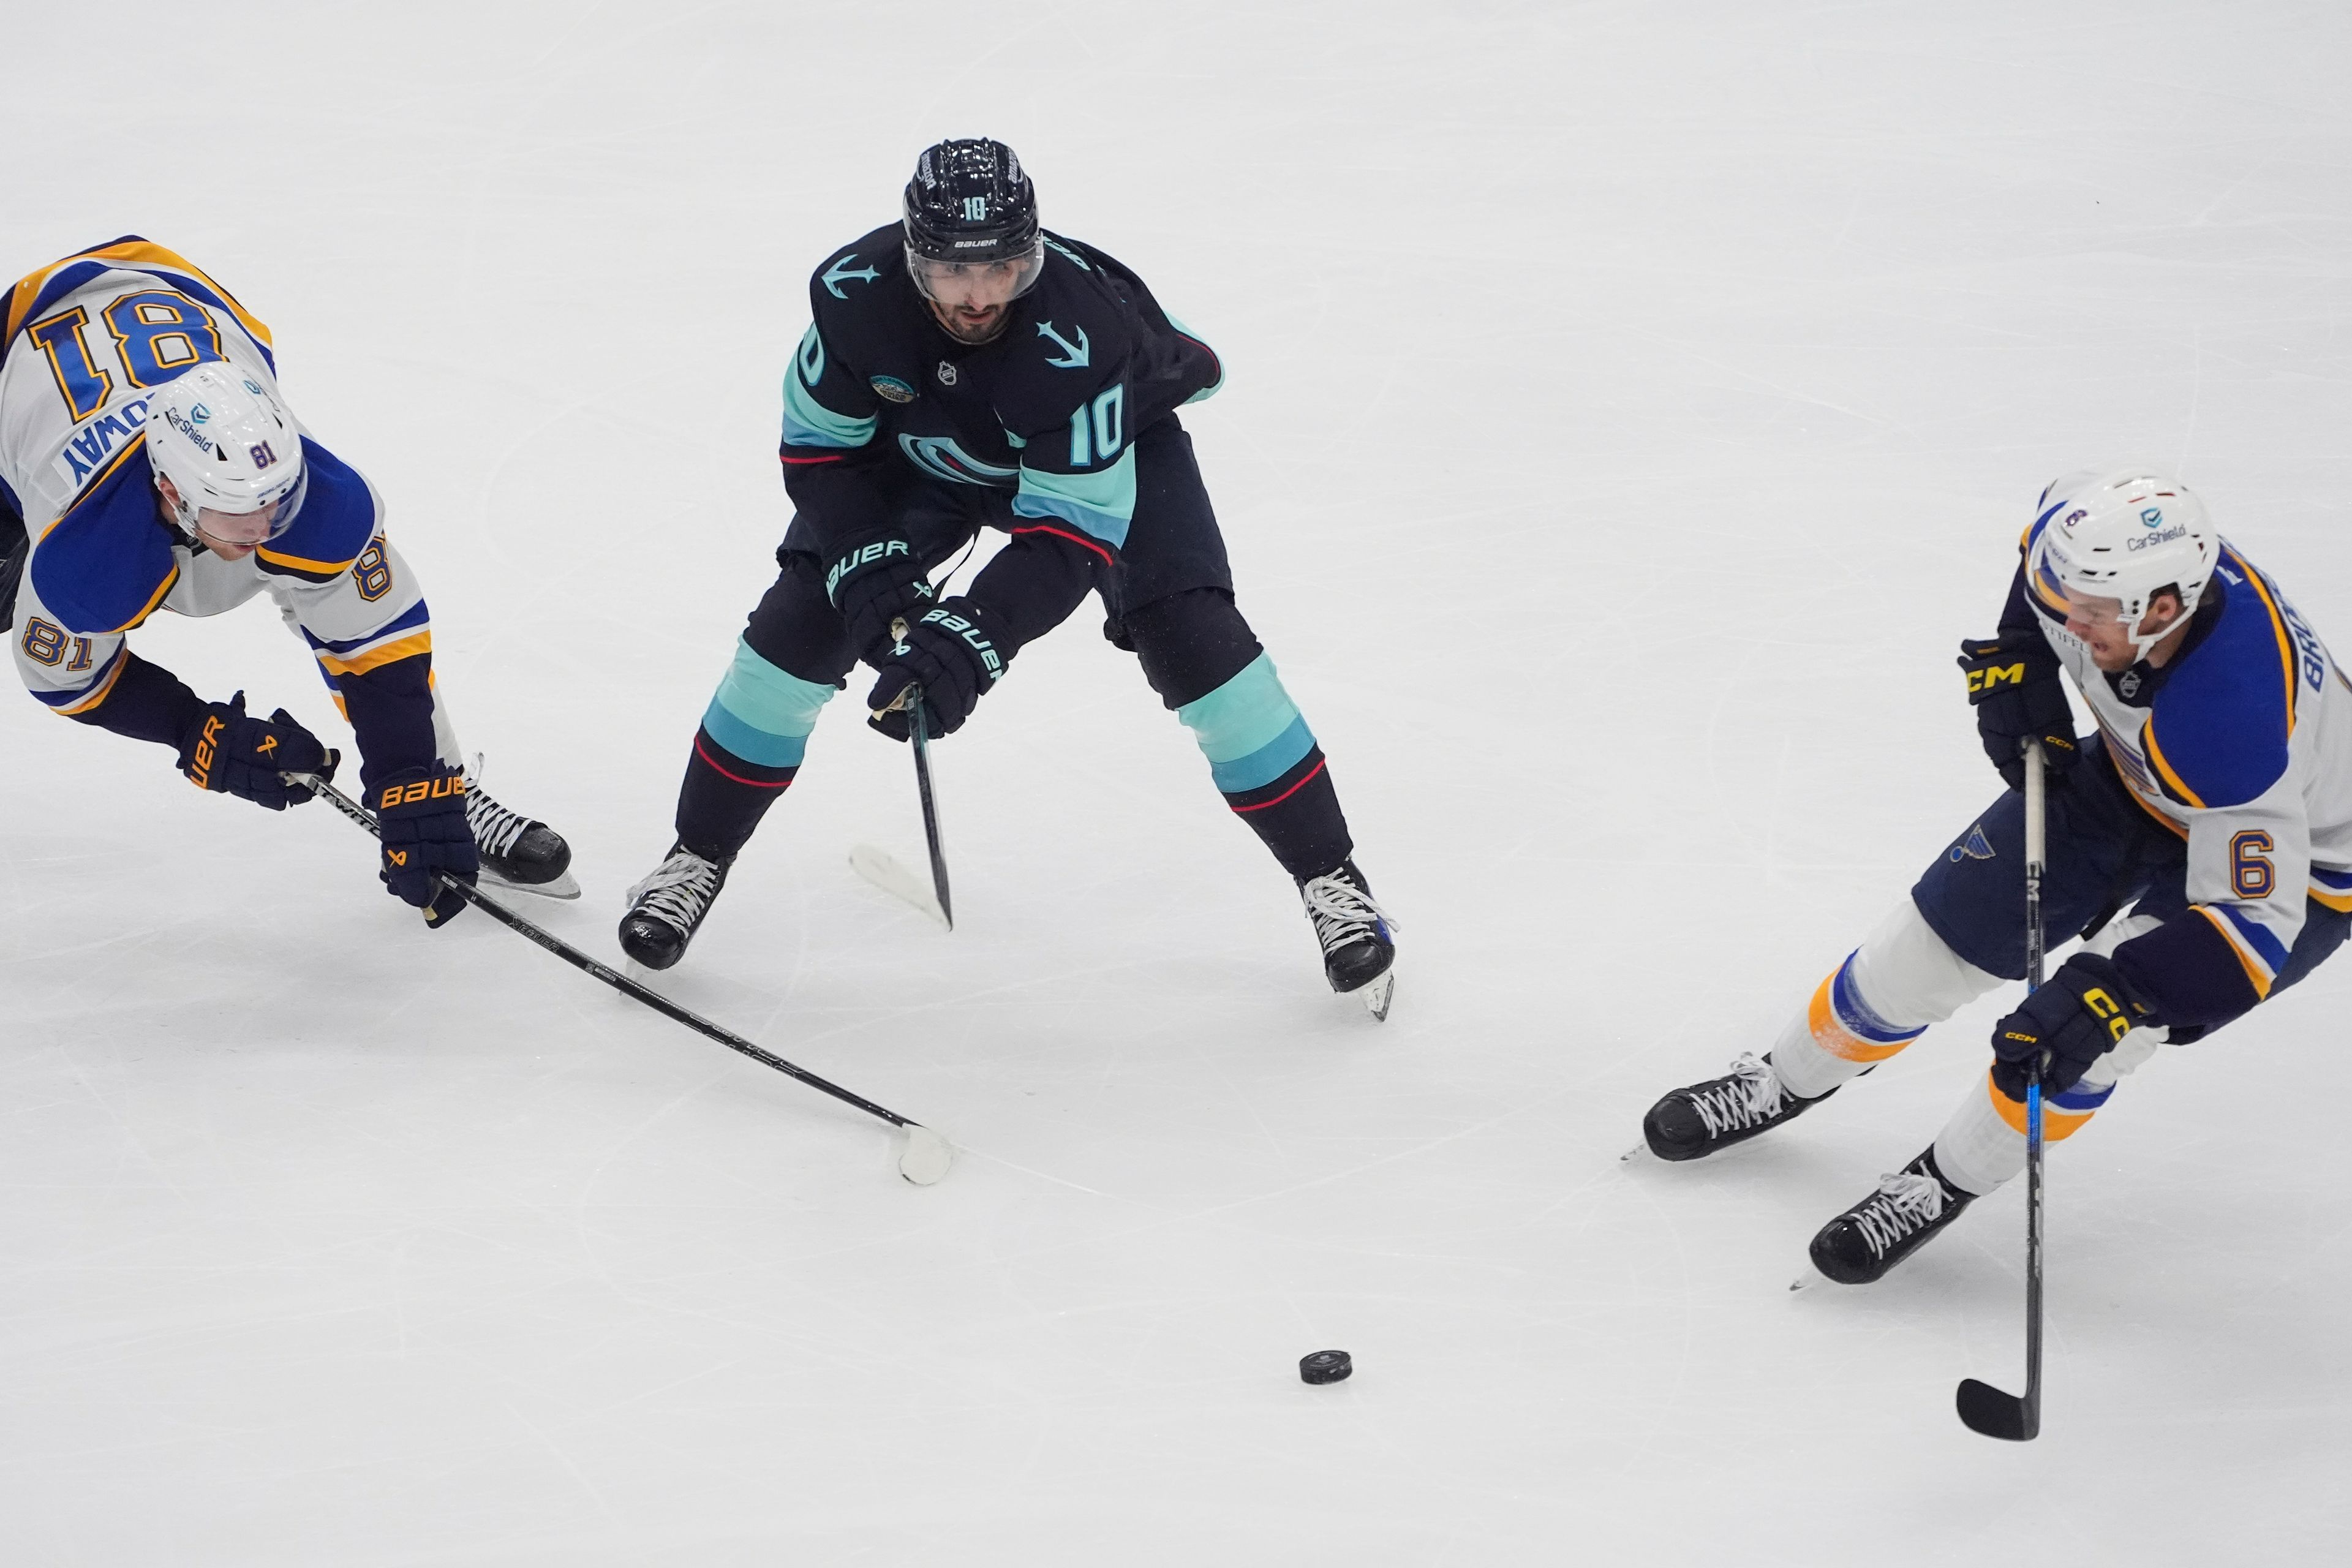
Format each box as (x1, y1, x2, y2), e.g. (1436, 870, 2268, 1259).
(699, 637, 837, 767)
(1175, 652, 1317, 793)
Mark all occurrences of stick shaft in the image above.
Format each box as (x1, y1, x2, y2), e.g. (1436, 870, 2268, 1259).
(908, 690, 954, 929)
(303, 777, 918, 1131)
(2021, 737, 2048, 1434)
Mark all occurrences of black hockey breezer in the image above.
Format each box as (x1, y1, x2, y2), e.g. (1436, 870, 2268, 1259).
(1642, 1053, 1834, 1162)
(1808, 1147, 1975, 1284)
(619, 842, 733, 971)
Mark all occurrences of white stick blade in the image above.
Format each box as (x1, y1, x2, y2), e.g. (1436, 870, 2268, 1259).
(850, 844, 948, 926)
(898, 1125, 953, 1185)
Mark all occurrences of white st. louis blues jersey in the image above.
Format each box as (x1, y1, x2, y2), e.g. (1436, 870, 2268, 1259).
(2024, 519, 2352, 1003)
(1, 239, 435, 740)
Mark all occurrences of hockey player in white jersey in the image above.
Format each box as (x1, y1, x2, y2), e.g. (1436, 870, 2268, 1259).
(0, 238, 571, 924)
(1639, 467, 2352, 1281)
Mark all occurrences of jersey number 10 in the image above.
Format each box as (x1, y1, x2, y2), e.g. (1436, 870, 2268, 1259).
(26, 290, 226, 421)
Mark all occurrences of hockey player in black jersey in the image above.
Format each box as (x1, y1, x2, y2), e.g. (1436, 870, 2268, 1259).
(618, 138, 1395, 1014)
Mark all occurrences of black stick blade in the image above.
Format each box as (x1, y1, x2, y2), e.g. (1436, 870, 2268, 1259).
(1956, 1378, 2038, 1441)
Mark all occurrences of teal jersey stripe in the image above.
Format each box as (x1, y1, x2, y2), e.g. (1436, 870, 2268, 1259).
(781, 327, 875, 450)
(1014, 447, 1136, 548)
(705, 637, 837, 766)
(1176, 652, 1306, 764)
(1208, 714, 1316, 793)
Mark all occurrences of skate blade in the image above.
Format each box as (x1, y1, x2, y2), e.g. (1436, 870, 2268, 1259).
(850, 843, 948, 927)
(479, 865, 581, 901)
(1357, 969, 1395, 1022)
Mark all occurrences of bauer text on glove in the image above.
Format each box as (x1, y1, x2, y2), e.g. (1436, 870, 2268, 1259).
(374, 764, 478, 927)
(176, 692, 335, 810)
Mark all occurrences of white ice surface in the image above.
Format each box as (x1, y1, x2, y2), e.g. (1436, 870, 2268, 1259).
(5, 2, 2351, 1562)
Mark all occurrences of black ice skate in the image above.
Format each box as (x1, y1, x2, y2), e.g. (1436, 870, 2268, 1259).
(1642, 1053, 1834, 1161)
(465, 766, 578, 900)
(1808, 1147, 1975, 1285)
(1298, 859, 1396, 1020)
(618, 842, 734, 971)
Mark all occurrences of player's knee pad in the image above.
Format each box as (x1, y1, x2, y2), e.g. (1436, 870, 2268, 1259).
(1115, 587, 1261, 707)
(699, 635, 839, 771)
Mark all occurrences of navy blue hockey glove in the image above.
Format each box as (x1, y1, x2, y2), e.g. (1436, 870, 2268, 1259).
(1990, 952, 2155, 1098)
(865, 598, 1007, 741)
(372, 764, 478, 927)
(823, 533, 938, 666)
(176, 692, 336, 810)
(1959, 636, 2079, 791)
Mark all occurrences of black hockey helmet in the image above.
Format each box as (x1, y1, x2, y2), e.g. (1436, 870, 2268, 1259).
(902, 138, 1039, 264)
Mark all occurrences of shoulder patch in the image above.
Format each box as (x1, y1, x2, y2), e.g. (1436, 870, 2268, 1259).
(26, 438, 179, 633)
(2142, 570, 2294, 810)
(255, 437, 378, 582)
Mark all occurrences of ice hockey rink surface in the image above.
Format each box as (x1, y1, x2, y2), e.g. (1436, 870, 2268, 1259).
(4, 3, 2348, 1562)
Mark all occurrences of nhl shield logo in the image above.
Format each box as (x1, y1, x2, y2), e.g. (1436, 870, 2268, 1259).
(870, 375, 916, 404)
(1948, 824, 1997, 863)
(937, 360, 959, 387)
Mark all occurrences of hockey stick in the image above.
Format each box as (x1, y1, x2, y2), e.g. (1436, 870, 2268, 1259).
(1956, 737, 2047, 1440)
(291, 772, 954, 1185)
(906, 687, 954, 929)
(858, 667, 954, 929)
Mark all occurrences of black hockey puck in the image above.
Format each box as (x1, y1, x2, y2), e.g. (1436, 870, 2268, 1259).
(1299, 1349, 1352, 1385)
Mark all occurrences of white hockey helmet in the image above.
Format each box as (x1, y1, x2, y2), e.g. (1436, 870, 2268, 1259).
(143, 362, 304, 533)
(2027, 465, 2216, 658)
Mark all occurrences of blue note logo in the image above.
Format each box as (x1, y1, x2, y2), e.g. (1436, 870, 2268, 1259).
(823, 254, 881, 300)
(870, 375, 916, 404)
(1949, 824, 1997, 862)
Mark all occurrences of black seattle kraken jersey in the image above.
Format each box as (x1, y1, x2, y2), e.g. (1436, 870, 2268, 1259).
(778, 225, 1222, 564)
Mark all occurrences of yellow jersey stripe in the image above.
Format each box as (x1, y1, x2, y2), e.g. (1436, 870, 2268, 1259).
(2141, 719, 2206, 809)
(316, 630, 432, 679)
(2195, 905, 2275, 999)
(53, 654, 131, 715)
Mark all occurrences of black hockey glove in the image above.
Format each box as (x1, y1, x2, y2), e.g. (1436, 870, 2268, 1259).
(1990, 952, 2156, 1098)
(1958, 636, 2079, 791)
(864, 598, 1007, 741)
(176, 692, 336, 810)
(372, 764, 478, 927)
(823, 532, 938, 666)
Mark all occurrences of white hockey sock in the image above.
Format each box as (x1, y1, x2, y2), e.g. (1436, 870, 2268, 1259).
(1771, 900, 2004, 1101)
(1931, 918, 2173, 1195)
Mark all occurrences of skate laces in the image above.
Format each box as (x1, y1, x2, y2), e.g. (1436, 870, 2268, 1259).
(1300, 869, 1395, 954)
(1688, 1054, 1784, 1136)
(627, 848, 723, 930)
(1850, 1169, 1950, 1259)
(462, 755, 536, 858)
